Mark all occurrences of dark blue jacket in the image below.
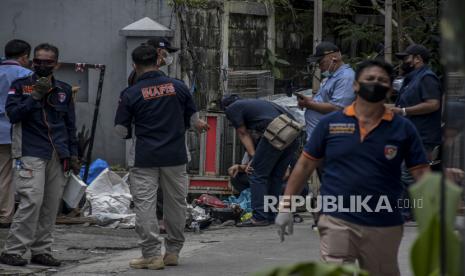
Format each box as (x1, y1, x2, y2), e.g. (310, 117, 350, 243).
(6, 74, 78, 160)
(114, 71, 197, 168)
(396, 66, 442, 147)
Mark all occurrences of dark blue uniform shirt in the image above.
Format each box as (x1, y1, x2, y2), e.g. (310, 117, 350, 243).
(6, 74, 78, 160)
(396, 66, 442, 147)
(114, 71, 196, 168)
(304, 104, 428, 226)
(224, 99, 283, 133)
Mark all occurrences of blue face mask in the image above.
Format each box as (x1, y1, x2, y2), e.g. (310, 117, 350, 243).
(320, 59, 335, 79)
(321, 71, 332, 79)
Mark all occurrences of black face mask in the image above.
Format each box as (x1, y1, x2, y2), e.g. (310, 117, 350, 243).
(401, 62, 415, 75)
(357, 82, 390, 103)
(33, 65, 54, 77)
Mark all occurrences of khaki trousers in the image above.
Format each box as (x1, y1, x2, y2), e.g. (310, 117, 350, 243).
(129, 164, 188, 258)
(0, 144, 14, 224)
(318, 214, 403, 276)
(3, 155, 66, 255)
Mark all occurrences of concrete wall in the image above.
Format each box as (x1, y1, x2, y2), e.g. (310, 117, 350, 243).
(0, 0, 174, 166)
(229, 13, 268, 70)
(177, 2, 223, 109)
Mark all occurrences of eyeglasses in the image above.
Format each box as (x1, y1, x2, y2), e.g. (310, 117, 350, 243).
(32, 58, 56, 66)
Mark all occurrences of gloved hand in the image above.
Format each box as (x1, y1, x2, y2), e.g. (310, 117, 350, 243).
(32, 77, 51, 100)
(275, 212, 293, 242)
(70, 156, 81, 175)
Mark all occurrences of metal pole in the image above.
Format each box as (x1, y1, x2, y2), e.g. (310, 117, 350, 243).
(312, 0, 323, 92)
(83, 65, 106, 183)
(439, 101, 447, 276)
(385, 0, 393, 63)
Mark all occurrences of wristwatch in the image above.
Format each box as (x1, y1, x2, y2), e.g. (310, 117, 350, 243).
(401, 107, 407, 116)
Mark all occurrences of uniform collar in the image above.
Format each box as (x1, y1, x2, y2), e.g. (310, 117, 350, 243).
(137, 70, 165, 82)
(343, 103, 394, 121)
(404, 65, 427, 82)
(0, 59, 21, 66)
(329, 64, 350, 79)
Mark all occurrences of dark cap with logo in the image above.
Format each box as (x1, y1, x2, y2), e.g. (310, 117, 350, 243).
(145, 37, 179, 53)
(308, 41, 340, 63)
(395, 44, 430, 62)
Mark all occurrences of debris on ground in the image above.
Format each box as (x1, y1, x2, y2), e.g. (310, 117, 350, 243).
(186, 205, 212, 232)
(241, 212, 253, 222)
(56, 216, 96, 225)
(224, 188, 252, 213)
(84, 169, 134, 228)
(194, 194, 227, 208)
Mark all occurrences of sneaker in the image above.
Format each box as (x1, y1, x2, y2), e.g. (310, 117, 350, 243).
(0, 253, 28, 266)
(129, 256, 164, 270)
(163, 253, 179, 266)
(31, 254, 61, 266)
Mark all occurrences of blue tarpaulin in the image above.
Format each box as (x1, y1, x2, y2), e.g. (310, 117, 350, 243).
(223, 188, 252, 213)
(80, 159, 109, 185)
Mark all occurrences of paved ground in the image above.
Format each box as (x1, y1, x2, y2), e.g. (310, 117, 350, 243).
(0, 214, 417, 275)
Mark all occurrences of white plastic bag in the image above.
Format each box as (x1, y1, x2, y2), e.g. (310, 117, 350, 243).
(86, 169, 134, 227)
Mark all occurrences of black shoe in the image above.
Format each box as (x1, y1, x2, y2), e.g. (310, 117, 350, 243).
(236, 218, 270, 227)
(0, 253, 28, 266)
(31, 254, 61, 267)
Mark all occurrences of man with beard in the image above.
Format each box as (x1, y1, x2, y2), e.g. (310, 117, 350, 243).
(392, 44, 442, 221)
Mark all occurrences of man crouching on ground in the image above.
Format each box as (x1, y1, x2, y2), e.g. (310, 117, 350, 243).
(114, 44, 197, 270)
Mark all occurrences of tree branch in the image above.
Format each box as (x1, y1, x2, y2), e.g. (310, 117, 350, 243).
(369, 0, 415, 45)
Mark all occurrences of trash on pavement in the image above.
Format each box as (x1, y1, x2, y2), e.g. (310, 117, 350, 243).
(85, 169, 134, 228)
(224, 188, 252, 213)
(209, 205, 242, 222)
(186, 205, 213, 232)
(193, 194, 227, 208)
(241, 212, 253, 222)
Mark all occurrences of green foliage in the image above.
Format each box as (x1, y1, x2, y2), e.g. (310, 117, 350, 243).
(323, 0, 356, 15)
(263, 49, 290, 79)
(320, 0, 442, 75)
(333, 18, 383, 46)
(409, 173, 463, 276)
(442, 0, 465, 70)
(254, 261, 368, 276)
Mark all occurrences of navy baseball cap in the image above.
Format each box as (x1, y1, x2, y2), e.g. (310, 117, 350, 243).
(395, 44, 430, 62)
(220, 94, 241, 110)
(146, 37, 179, 53)
(308, 41, 340, 63)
